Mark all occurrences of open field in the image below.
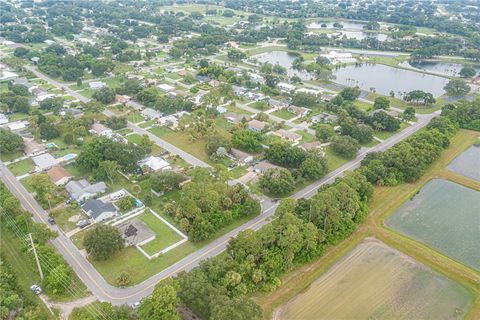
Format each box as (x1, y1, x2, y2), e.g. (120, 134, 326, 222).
(448, 145, 480, 182)
(7, 158, 34, 176)
(139, 210, 184, 255)
(387, 179, 480, 271)
(276, 239, 472, 320)
(255, 129, 480, 319)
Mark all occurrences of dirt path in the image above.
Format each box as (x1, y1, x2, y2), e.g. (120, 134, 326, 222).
(48, 295, 97, 320)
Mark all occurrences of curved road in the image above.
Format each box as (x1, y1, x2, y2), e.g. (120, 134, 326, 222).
(0, 110, 435, 305)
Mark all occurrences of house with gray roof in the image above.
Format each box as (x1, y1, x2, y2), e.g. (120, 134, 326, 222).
(32, 153, 57, 171)
(65, 179, 107, 202)
(82, 199, 117, 222)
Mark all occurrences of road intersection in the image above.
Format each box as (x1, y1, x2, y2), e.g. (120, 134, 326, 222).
(1, 64, 437, 305)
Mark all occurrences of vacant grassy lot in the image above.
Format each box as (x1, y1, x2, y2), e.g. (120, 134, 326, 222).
(271, 109, 295, 120)
(277, 239, 472, 320)
(139, 210, 184, 255)
(7, 158, 34, 176)
(127, 112, 145, 123)
(387, 179, 480, 271)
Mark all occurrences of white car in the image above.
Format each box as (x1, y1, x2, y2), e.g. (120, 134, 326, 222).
(30, 284, 42, 295)
(131, 302, 141, 309)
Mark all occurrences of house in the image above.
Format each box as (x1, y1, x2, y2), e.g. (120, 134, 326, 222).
(115, 94, 131, 104)
(253, 160, 281, 174)
(138, 156, 171, 172)
(311, 113, 338, 124)
(65, 179, 107, 202)
(0, 70, 18, 81)
(59, 108, 84, 118)
(32, 153, 58, 171)
(299, 141, 325, 154)
(216, 106, 227, 114)
(322, 94, 335, 102)
(321, 50, 357, 65)
(0, 113, 8, 125)
(141, 108, 162, 120)
(209, 79, 221, 87)
(90, 123, 112, 136)
(224, 112, 250, 124)
(296, 88, 321, 95)
(7, 121, 28, 131)
(82, 199, 117, 222)
(248, 119, 268, 132)
(277, 82, 296, 93)
(248, 72, 264, 84)
(372, 109, 400, 118)
(89, 81, 106, 90)
(168, 90, 186, 98)
(47, 166, 73, 186)
(230, 148, 253, 165)
(157, 83, 175, 92)
(286, 105, 310, 117)
(35, 93, 55, 103)
(273, 129, 302, 144)
(23, 138, 46, 156)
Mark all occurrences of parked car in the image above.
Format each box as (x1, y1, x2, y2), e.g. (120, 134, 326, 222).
(76, 219, 91, 229)
(47, 216, 56, 225)
(131, 302, 141, 309)
(30, 284, 42, 295)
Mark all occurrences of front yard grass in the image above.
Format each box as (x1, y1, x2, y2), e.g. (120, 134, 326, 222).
(271, 109, 296, 120)
(139, 210, 184, 255)
(7, 158, 34, 176)
(374, 122, 410, 140)
(324, 146, 350, 171)
(127, 112, 145, 123)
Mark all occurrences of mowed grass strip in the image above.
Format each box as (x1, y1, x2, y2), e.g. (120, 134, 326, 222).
(139, 210, 183, 255)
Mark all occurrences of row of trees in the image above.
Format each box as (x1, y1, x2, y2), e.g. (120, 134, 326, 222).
(441, 98, 480, 131)
(164, 168, 261, 241)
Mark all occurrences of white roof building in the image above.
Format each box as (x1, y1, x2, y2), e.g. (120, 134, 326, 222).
(0, 113, 8, 125)
(32, 153, 58, 171)
(321, 50, 357, 64)
(138, 156, 171, 172)
(90, 123, 112, 136)
(157, 83, 175, 92)
(141, 108, 163, 119)
(89, 81, 106, 90)
(6, 121, 28, 131)
(277, 82, 296, 93)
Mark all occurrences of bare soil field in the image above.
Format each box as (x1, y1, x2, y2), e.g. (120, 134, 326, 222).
(275, 238, 472, 320)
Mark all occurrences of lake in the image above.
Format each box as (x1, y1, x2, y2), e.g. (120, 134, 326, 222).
(251, 51, 312, 80)
(328, 30, 389, 41)
(331, 63, 449, 97)
(448, 145, 480, 181)
(386, 179, 480, 271)
(399, 60, 479, 77)
(308, 20, 365, 31)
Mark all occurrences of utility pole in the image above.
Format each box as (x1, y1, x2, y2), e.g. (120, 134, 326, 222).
(29, 233, 44, 280)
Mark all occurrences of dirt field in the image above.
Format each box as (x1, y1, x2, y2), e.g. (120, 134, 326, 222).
(275, 239, 472, 320)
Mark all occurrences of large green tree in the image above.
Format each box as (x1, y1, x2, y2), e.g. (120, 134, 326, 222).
(83, 225, 124, 260)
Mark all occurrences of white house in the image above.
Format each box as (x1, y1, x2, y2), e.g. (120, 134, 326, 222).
(141, 108, 163, 120)
(277, 82, 296, 93)
(89, 81, 106, 90)
(32, 153, 58, 171)
(157, 83, 175, 92)
(0, 113, 8, 125)
(90, 123, 112, 136)
(138, 156, 171, 172)
(7, 121, 28, 131)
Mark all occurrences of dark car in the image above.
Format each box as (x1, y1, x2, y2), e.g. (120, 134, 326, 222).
(47, 217, 56, 225)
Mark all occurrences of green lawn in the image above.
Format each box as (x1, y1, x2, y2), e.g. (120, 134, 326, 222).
(7, 158, 34, 176)
(0, 151, 23, 162)
(229, 165, 249, 179)
(148, 126, 173, 137)
(297, 130, 316, 143)
(8, 112, 29, 121)
(324, 146, 350, 171)
(51, 205, 85, 232)
(63, 163, 89, 179)
(127, 112, 146, 123)
(165, 73, 181, 80)
(374, 122, 410, 140)
(353, 100, 373, 112)
(139, 210, 184, 255)
(139, 120, 157, 128)
(271, 109, 296, 120)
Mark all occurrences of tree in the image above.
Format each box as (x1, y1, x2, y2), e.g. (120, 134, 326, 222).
(150, 171, 185, 193)
(339, 87, 360, 101)
(93, 160, 120, 184)
(300, 156, 328, 180)
(292, 92, 318, 108)
(330, 136, 360, 158)
(315, 124, 335, 142)
(231, 130, 263, 153)
(83, 225, 124, 260)
(104, 116, 127, 130)
(403, 90, 436, 105)
(259, 168, 295, 195)
(366, 111, 401, 132)
(373, 97, 390, 110)
(11, 84, 29, 96)
(444, 79, 470, 96)
(227, 49, 246, 62)
(0, 129, 23, 153)
(39, 121, 60, 140)
(403, 106, 416, 121)
(117, 196, 135, 212)
(28, 174, 56, 209)
(39, 97, 64, 110)
(459, 66, 477, 78)
(44, 264, 70, 295)
(13, 96, 30, 113)
(92, 87, 116, 104)
(91, 59, 114, 77)
(139, 279, 181, 320)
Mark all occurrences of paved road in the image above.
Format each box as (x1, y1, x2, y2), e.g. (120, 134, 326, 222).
(25, 65, 210, 168)
(0, 110, 435, 305)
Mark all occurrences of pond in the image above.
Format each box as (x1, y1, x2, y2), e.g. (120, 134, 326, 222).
(328, 30, 389, 42)
(331, 63, 449, 97)
(251, 51, 313, 80)
(386, 179, 480, 271)
(448, 145, 480, 181)
(308, 20, 365, 31)
(399, 60, 479, 77)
